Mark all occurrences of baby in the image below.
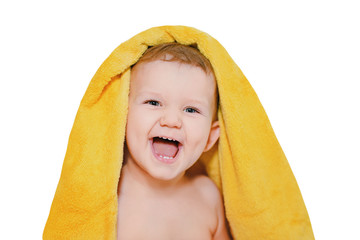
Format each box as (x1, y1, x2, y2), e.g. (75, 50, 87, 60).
(116, 43, 231, 240)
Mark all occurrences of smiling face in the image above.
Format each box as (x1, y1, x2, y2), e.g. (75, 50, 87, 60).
(125, 60, 220, 181)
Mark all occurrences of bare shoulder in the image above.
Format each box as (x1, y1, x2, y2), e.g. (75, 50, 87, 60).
(191, 175, 222, 208)
(191, 175, 232, 240)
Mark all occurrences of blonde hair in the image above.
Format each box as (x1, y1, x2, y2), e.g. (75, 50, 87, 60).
(134, 43, 214, 76)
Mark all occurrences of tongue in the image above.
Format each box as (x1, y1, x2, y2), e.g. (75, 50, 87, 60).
(152, 138, 178, 157)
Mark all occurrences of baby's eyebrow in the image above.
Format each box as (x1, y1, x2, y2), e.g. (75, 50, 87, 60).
(183, 99, 208, 107)
(134, 91, 162, 98)
(134, 91, 209, 108)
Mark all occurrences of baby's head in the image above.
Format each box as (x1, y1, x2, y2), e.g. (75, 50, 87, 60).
(125, 43, 220, 181)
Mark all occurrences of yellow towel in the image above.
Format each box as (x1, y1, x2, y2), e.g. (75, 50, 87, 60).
(43, 25, 314, 239)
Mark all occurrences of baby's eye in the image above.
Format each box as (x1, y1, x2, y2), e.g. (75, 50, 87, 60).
(145, 100, 160, 106)
(184, 107, 199, 113)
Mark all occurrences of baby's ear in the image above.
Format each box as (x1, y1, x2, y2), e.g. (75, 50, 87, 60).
(204, 121, 220, 152)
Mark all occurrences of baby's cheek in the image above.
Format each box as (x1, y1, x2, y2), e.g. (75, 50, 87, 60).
(189, 123, 211, 148)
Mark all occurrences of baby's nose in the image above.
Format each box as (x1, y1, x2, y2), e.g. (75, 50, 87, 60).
(160, 109, 182, 128)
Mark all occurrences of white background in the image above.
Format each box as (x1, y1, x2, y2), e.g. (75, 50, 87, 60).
(1, 0, 359, 239)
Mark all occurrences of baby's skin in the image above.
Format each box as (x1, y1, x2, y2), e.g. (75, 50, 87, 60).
(117, 59, 231, 239)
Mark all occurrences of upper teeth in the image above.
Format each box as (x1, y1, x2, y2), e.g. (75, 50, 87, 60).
(159, 136, 176, 142)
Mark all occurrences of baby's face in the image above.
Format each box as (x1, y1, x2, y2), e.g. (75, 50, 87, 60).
(125, 60, 219, 181)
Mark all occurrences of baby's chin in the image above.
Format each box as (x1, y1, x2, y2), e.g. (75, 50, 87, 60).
(150, 171, 183, 181)
(145, 166, 188, 183)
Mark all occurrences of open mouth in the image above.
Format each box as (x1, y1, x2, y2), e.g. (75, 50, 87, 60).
(151, 136, 181, 163)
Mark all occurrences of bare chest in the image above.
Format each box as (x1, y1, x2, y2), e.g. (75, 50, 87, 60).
(117, 195, 216, 240)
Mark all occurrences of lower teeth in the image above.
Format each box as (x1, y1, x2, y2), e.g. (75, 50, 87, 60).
(159, 155, 173, 160)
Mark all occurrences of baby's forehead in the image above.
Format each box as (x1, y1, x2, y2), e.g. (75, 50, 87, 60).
(131, 60, 216, 90)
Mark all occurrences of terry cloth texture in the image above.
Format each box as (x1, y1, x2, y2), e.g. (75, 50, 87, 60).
(43, 25, 314, 239)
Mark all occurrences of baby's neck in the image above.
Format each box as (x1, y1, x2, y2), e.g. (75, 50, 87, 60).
(118, 159, 188, 197)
